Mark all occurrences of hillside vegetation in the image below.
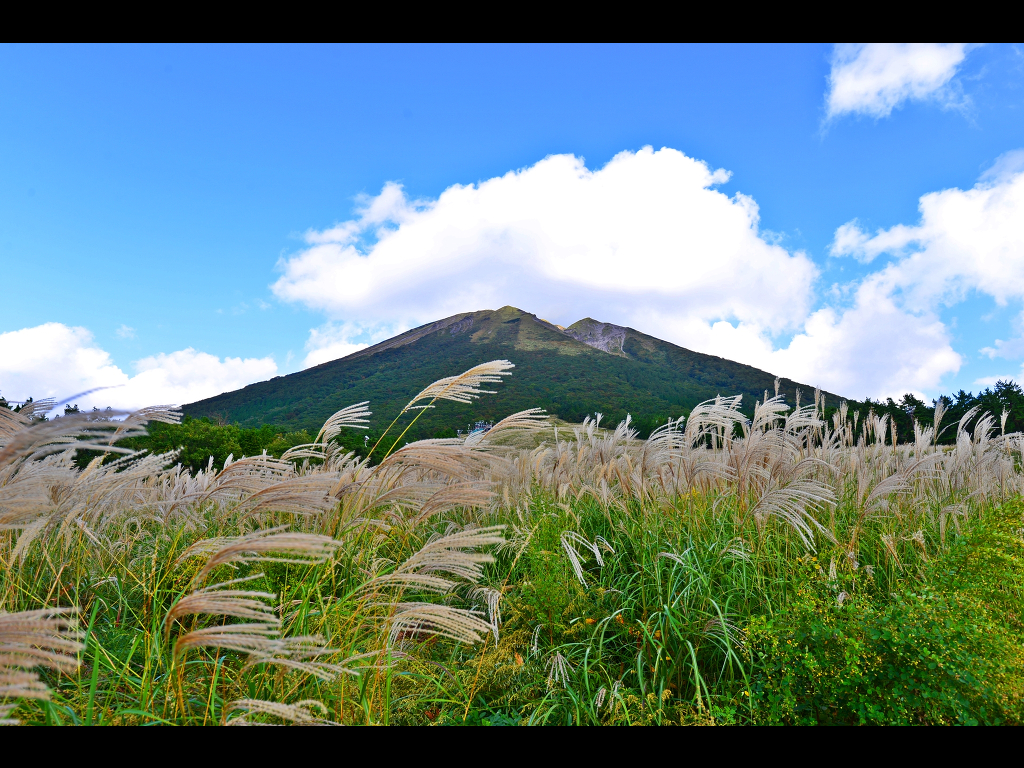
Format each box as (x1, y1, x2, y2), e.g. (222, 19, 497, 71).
(2, 362, 1023, 726)
(183, 306, 845, 442)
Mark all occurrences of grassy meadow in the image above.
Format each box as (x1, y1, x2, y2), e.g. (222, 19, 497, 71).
(2, 360, 1024, 725)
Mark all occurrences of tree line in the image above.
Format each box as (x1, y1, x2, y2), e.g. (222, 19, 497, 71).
(4, 379, 1023, 471)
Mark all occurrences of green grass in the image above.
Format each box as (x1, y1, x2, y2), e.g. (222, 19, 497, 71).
(5, 492, 1022, 726)
(5, 361, 1024, 726)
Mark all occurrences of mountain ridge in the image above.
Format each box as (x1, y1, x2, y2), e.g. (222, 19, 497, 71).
(184, 306, 845, 439)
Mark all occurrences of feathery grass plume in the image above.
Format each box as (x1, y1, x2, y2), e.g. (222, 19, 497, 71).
(545, 651, 573, 688)
(933, 398, 947, 444)
(0, 403, 32, 442)
(749, 395, 791, 435)
(224, 698, 337, 726)
(750, 477, 833, 547)
(411, 481, 495, 525)
(0, 608, 82, 723)
(107, 405, 182, 444)
(361, 524, 505, 594)
(404, 360, 515, 409)
(244, 636, 366, 680)
(189, 454, 295, 508)
(233, 474, 343, 520)
(6, 398, 57, 423)
(466, 408, 550, 448)
(387, 602, 495, 646)
(0, 410, 146, 470)
(169, 578, 357, 681)
(560, 531, 604, 587)
(186, 526, 342, 584)
(168, 575, 279, 625)
(375, 441, 498, 482)
(682, 395, 744, 449)
(356, 526, 505, 646)
(174, 623, 281, 658)
(370, 360, 515, 460)
(469, 586, 502, 641)
(281, 402, 371, 463)
(315, 401, 371, 444)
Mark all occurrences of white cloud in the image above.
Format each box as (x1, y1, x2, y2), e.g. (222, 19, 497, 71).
(826, 43, 971, 120)
(982, 337, 1024, 360)
(271, 146, 966, 400)
(0, 323, 277, 411)
(273, 149, 814, 334)
(116, 324, 136, 339)
(128, 349, 277, 409)
(981, 308, 1024, 361)
(769, 278, 961, 399)
(824, 156, 1024, 396)
(303, 323, 370, 368)
(275, 146, 818, 354)
(830, 158, 1024, 311)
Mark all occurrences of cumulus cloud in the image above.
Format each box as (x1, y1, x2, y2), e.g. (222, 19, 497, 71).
(831, 157, 1024, 311)
(274, 148, 816, 335)
(0, 323, 277, 411)
(272, 146, 966, 400)
(769, 279, 961, 398)
(981, 308, 1024, 362)
(824, 155, 1024, 396)
(826, 43, 971, 120)
(276, 147, 826, 367)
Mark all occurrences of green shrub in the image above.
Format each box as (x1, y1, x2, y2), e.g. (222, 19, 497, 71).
(747, 508, 1024, 725)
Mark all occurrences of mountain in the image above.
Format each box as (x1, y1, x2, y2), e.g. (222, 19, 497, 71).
(183, 306, 845, 440)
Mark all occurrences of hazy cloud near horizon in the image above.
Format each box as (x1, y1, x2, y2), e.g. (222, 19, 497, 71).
(0, 323, 277, 411)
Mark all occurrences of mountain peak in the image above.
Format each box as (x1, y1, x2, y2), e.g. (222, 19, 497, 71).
(564, 318, 628, 357)
(186, 306, 845, 438)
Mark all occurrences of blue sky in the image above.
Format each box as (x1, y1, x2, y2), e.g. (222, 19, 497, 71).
(2, 43, 1023, 409)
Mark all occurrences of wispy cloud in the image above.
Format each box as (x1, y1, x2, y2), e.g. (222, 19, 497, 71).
(826, 43, 972, 120)
(115, 324, 136, 339)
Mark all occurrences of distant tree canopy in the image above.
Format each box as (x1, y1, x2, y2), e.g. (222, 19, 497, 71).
(111, 417, 319, 473)
(823, 380, 1024, 446)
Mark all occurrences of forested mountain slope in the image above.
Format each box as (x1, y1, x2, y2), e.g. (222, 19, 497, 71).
(184, 306, 844, 440)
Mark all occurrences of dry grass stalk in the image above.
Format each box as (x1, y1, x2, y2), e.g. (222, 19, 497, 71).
(187, 526, 342, 584)
(174, 623, 280, 658)
(0, 607, 82, 723)
(224, 698, 336, 725)
(404, 360, 514, 410)
(387, 602, 494, 646)
(169, 575, 279, 624)
(361, 525, 505, 595)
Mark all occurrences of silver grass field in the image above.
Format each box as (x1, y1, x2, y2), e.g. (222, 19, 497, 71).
(2, 362, 1024, 725)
